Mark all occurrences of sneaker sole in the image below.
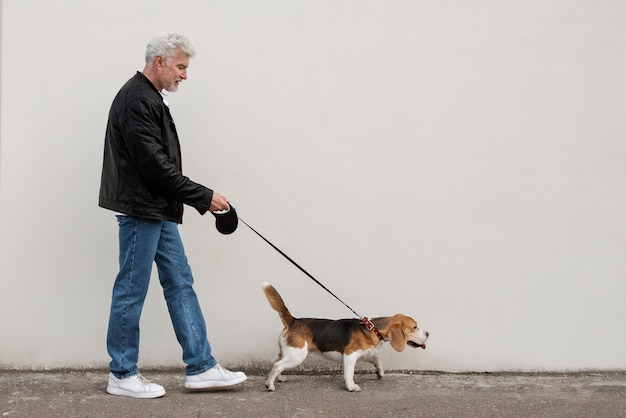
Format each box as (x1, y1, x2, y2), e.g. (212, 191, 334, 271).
(107, 386, 166, 399)
(184, 375, 247, 389)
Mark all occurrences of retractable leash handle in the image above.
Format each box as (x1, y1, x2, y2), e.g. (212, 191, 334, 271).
(212, 204, 238, 234)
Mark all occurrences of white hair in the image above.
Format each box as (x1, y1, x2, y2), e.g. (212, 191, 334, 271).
(145, 32, 196, 63)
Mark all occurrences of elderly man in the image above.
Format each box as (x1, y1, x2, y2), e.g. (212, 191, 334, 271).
(99, 32, 246, 398)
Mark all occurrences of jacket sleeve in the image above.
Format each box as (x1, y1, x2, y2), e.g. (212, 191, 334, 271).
(121, 98, 213, 214)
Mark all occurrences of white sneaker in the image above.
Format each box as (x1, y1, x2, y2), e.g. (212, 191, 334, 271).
(106, 373, 166, 399)
(185, 364, 247, 389)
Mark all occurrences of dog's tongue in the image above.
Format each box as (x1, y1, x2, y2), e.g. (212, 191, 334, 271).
(421, 344, 427, 350)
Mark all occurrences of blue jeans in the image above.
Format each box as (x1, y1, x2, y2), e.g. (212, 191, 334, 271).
(107, 216, 217, 378)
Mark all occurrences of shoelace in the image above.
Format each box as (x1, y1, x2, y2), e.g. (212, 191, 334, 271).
(135, 373, 152, 385)
(215, 365, 237, 377)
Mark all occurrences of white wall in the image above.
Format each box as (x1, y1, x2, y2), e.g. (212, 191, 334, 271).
(1, 0, 625, 372)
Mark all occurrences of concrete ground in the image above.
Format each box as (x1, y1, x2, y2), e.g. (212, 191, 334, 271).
(1, 370, 625, 417)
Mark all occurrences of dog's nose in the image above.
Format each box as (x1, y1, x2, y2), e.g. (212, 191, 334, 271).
(425, 331, 430, 338)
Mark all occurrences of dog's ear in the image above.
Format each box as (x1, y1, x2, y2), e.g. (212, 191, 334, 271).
(388, 321, 407, 352)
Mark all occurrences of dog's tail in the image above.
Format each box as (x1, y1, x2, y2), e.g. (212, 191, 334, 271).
(262, 281, 294, 327)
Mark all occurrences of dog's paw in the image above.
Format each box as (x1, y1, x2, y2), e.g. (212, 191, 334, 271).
(376, 370, 384, 379)
(347, 384, 362, 392)
(265, 381, 276, 392)
(277, 375, 288, 383)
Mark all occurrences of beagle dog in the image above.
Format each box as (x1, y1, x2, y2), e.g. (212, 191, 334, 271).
(262, 282, 429, 392)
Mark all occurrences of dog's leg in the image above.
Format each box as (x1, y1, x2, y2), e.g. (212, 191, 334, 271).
(372, 353, 384, 379)
(266, 345, 308, 391)
(265, 357, 283, 391)
(360, 352, 384, 379)
(268, 352, 288, 383)
(343, 353, 361, 392)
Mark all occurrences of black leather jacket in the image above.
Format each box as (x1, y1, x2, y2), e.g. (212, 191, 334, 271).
(99, 72, 213, 223)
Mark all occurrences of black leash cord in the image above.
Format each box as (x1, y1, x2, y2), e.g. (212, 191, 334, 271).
(238, 217, 361, 319)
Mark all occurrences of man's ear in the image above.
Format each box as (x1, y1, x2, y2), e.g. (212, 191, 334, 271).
(155, 55, 165, 69)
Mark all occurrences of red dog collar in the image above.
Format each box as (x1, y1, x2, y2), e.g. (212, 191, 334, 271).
(361, 317, 384, 341)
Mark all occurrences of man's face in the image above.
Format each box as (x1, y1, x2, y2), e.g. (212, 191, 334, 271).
(159, 48, 190, 92)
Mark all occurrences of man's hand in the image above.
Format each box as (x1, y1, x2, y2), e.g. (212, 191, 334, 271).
(209, 192, 230, 212)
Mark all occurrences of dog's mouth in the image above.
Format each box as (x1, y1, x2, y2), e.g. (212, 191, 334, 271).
(408, 341, 427, 350)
